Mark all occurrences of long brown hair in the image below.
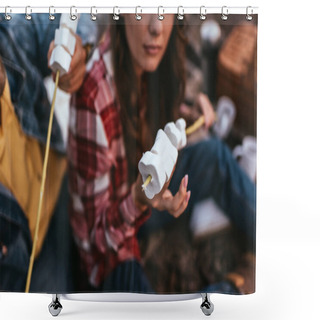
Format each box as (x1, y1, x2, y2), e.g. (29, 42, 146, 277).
(110, 16, 186, 184)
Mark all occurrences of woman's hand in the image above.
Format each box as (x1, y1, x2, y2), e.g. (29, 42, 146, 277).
(196, 93, 216, 129)
(180, 93, 216, 130)
(132, 173, 191, 218)
(47, 34, 87, 93)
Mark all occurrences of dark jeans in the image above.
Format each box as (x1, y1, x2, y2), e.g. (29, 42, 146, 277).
(102, 259, 153, 293)
(0, 184, 31, 291)
(0, 175, 73, 293)
(30, 175, 73, 293)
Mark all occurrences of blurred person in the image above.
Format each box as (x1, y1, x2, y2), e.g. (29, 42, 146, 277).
(0, 14, 97, 292)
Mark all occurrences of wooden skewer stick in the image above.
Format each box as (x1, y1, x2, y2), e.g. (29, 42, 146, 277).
(142, 175, 152, 191)
(142, 115, 206, 190)
(185, 115, 205, 136)
(25, 70, 60, 293)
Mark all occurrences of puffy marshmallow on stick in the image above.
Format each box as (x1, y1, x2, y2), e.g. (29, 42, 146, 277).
(49, 13, 79, 75)
(151, 130, 178, 179)
(59, 13, 78, 34)
(175, 118, 187, 149)
(49, 46, 72, 76)
(164, 118, 187, 150)
(138, 129, 178, 199)
(164, 122, 180, 149)
(138, 151, 167, 199)
(54, 28, 76, 56)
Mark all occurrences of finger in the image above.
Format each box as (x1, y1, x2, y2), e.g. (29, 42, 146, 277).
(197, 94, 209, 127)
(57, 36, 86, 92)
(162, 189, 173, 201)
(157, 175, 186, 213)
(168, 175, 188, 214)
(58, 63, 86, 93)
(197, 93, 215, 128)
(171, 190, 191, 218)
(61, 45, 86, 82)
(158, 162, 177, 197)
(152, 189, 173, 212)
(47, 40, 55, 68)
(69, 35, 86, 71)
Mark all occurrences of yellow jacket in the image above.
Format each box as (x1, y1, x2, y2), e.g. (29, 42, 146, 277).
(0, 78, 66, 257)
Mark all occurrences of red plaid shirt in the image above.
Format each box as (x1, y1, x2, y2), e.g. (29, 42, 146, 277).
(68, 33, 150, 288)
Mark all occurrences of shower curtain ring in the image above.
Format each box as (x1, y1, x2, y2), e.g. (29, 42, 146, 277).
(90, 6, 97, 21)
(135, 6, 142, 21)
(200, 6, 207, 20)
(246, 6, 253, 21)
(4, 6, 12, 21)
(113, 6, 120, 21)
(70, 6, 77, 21)
(221, 6, 228, 21)
(49, 6, 55, 21)
(158, 6, 164, 20)
(25, 6, 32, 20)
(177, 6, 184, 20)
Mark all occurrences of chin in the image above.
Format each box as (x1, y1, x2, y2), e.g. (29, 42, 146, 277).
(144, 60, 161, 73)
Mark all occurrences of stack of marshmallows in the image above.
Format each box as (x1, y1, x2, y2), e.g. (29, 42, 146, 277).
(49, 14, 78, 75)
(138, 119, 187, 199)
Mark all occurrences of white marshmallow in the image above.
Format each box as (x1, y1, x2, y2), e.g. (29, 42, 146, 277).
(150, 130, 177, 180)
(49, 45, 72, 75)
(49, 13, 78, 75)
(138, 129, 178, 199)
(59, 13, 79, 34)
(54, 28, 76, 56)
(164, 122, 181, 149)
(164, 118, 187, 150)
(175, 118, 187, 149)
(138, 151, 166, 199)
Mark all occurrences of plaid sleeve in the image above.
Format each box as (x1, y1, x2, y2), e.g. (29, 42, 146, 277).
(68, 53, 150, 267)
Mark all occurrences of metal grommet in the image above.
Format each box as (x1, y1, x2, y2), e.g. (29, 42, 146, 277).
(246, 6, 253, 21)
(177, 6, 184, 21)
(200, 6, 207, 20)
(113, 6, 120, 21)
(49, 6, 55, 21)
(221, 6, 228, 21)
(135, 6, 142, 21)
(70, 6, 77, 21)
(4, 6, 12, 21)
(25, 6, 32, 20)
(90, 6, 97, 21)
(158, 6, 164, 21)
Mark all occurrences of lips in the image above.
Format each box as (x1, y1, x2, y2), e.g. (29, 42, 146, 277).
(143, 44, 162, 55)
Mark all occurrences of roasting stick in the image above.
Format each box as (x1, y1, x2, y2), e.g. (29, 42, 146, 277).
(185, 115, 205, 135)
(25, 13, 79, 293)
(141, 115, 205, 191)
(25, 71, 60, 293)
(142, 175, 153, 191)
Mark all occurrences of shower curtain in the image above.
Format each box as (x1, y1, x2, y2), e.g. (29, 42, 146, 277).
(0, 10, 257, 296)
